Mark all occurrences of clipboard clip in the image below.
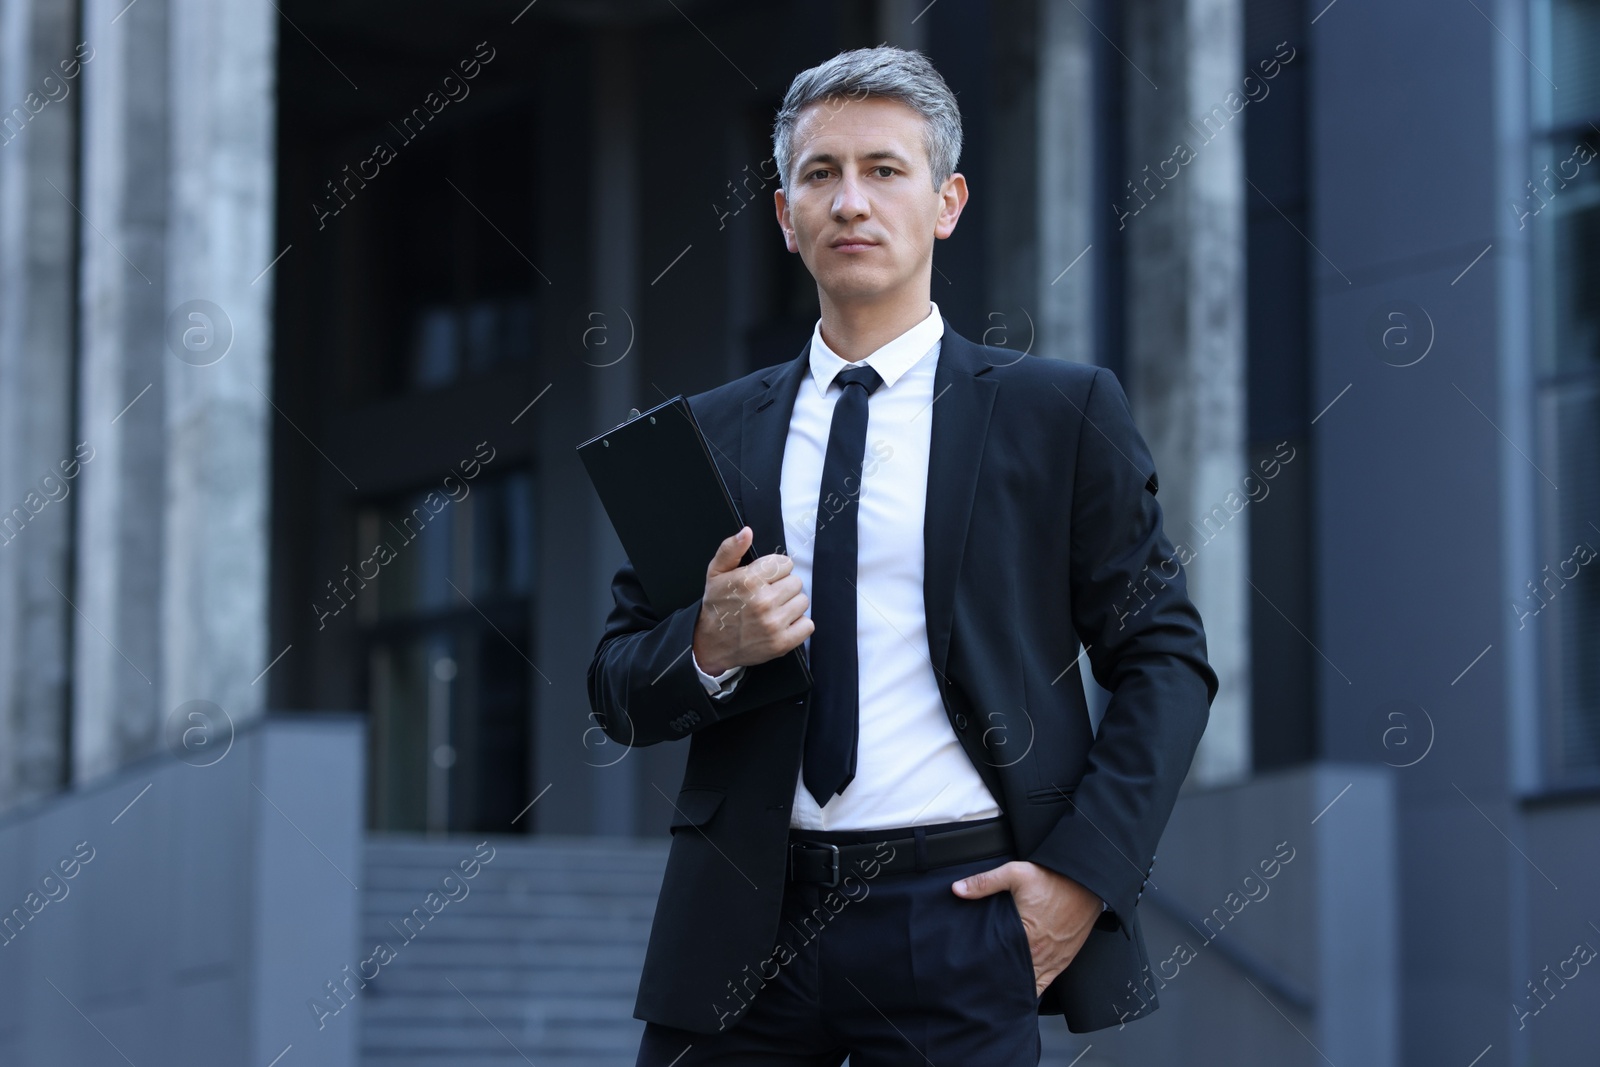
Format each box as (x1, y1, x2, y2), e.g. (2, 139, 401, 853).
(600, 408, 646, 444)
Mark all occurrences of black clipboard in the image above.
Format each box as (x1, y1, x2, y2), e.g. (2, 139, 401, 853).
(577, 394, 813, 702)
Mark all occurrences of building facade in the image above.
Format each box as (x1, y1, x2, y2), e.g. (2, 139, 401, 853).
(0, 0, 1596, 1063)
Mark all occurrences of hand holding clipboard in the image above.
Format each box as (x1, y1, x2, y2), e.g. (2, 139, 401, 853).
(577, 395, 813, 703)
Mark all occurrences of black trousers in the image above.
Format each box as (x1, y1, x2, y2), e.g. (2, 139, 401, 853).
(635, 823, 1043, 1067)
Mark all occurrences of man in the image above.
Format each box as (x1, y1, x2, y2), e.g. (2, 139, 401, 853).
(588, 45, 1217, 1066)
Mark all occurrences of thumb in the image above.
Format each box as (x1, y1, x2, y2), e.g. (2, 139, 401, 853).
(707, 526, 751, 578)
(952, 863, 1011, 899)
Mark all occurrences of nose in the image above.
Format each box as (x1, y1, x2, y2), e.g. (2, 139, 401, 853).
(831, 172, 871, 223)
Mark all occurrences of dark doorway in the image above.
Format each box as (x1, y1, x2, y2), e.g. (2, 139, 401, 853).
(268, 5, 561, 833)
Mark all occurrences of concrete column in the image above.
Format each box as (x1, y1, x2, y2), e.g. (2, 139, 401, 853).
(1122, 0, 1250, 785)
(73, 0, 169, 782)
(986, 0, 1099, 365)
(1035, 0, 1098, 367)
(159, 0, 275, 729)
(986, 1, 1110, 730)
(74, 0, 276, 785)
(0, 0, 78, 810)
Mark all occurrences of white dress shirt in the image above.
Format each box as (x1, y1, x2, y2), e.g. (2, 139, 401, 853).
(691, 302, 1002, 832)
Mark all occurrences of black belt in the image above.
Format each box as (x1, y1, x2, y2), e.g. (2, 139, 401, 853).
(787, 817, 1014, 886)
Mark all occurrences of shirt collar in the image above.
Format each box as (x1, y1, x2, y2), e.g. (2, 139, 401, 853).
(807, 301, 944, 397)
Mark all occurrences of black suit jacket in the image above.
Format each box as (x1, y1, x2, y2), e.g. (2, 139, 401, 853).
(587, 318, 1218, 1035)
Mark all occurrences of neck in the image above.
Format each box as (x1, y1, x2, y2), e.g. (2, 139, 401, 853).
(817, 286, 932, 363)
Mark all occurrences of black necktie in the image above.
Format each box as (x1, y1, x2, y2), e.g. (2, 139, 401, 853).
(804, 363, 885, 808)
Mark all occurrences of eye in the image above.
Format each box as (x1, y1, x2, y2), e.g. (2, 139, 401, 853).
(873, 166, 896, 178)
(806, 169, 832, 182)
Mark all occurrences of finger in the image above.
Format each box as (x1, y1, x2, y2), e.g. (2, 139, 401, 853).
(707, 527, 751, 577)
(751, 552, 794, 582)
(773, 589, 810, 630)
(769, 573, 806, 605)
(951, 864, 1010, 898)
(781, 613, 814, 647)
(765, 614, 811, 657)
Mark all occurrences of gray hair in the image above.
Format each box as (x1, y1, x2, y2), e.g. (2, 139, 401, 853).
(771, 46, 963, 200)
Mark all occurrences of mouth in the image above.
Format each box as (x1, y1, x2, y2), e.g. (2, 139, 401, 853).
(829, 238, 878, 253)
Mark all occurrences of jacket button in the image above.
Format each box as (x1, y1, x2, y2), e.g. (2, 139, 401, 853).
(954, 714, 969, 730)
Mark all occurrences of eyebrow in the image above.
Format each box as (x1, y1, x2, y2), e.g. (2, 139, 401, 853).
(797, 150, 912, 171)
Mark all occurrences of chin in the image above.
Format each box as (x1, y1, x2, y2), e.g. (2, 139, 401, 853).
(819, 280, 891, 304)
(818, 265, 891, 292)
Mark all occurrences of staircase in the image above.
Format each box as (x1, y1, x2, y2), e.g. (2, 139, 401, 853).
(357, 834, 1101, 1067)
(359, 835, 667, 1067)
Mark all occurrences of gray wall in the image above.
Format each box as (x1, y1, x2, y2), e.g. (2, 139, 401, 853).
(0, 0, 78, 813)
(1520, 801, 1600, 1061)
(1047, 763, 1398, 1067)
(0, 714, 365, 1067)
(1307, 1, 1600, 1064)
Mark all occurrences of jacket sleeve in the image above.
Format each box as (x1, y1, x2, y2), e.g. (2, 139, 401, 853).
(1022, 367, 1219, 931)
(586, 554, 778, 748)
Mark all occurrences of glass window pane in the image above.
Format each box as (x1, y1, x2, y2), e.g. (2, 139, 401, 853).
(1548, 195, 1600, 377)
(359, 467, 534, 831)
(1543, 385, 1600, 774)
(504, 297, 535, 364)
(472, 470, 534, 599)
(368, 640, 432, 831)
(1551, 0, 1600, 128)
(365, 490, 458, 619)
(410, 304, 460, 390)
(449, 629, 533, 834)
(463, 298, 499, 375)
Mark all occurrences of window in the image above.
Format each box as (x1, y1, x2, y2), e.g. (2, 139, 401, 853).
(1532, 0, 1600, 780)
(363, 469, 536, 832)
(408, 296, 535, 393)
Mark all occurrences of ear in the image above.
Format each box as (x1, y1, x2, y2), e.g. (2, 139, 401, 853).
(774, 187, 797, 253)
(934, 172, 969, 240)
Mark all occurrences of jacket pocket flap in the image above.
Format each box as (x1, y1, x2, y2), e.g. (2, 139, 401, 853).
(669, 787, 726, 829)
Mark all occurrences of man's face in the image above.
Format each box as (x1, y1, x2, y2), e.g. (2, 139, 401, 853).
(775, 94, 965, 305)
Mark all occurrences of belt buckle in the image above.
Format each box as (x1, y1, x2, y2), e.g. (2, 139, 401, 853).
(790, 841, 842, 887)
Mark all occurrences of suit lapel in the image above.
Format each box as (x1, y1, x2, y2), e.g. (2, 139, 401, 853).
(738, 340, 810, 559)
(922, 321, 999, 679)
(738, 318, 999, 680)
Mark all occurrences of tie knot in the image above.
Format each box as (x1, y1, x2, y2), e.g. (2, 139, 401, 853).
(835, 364, 884, 397)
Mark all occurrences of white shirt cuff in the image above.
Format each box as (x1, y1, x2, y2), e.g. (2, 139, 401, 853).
(691, 649, 745, 699)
